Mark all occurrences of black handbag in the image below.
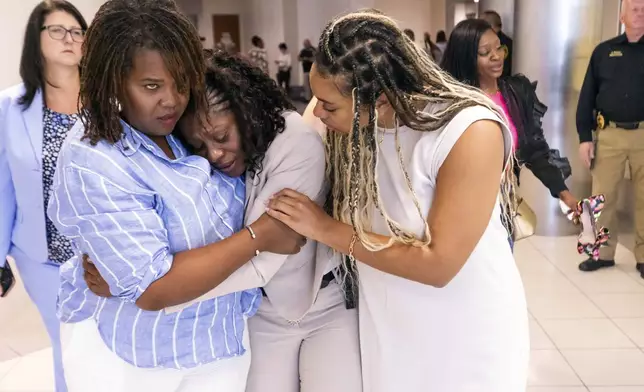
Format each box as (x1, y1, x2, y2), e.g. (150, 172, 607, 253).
(0, 261, 15, 298)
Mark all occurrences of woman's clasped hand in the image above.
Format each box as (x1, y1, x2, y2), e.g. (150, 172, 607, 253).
(266, 189, 335, 242)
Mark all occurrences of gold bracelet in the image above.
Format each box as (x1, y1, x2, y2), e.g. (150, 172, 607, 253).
(348, 233, 358, 262)
(246, 226, 260, 256)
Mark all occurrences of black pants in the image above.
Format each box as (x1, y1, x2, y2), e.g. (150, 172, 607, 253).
(277, 69, 291, 93)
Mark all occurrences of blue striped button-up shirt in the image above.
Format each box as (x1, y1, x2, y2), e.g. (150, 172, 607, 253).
(48, 120, 261, 369)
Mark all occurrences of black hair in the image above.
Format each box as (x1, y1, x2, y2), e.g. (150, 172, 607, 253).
(201, 50, 295, 176)
(482, 10, 502, 29)
(19, 0, 88, 109)
(80, 0, 207, 145)
(436, 30, 447, 43)
(440, 19, 493, 87)
(251, 35, 263, 47)
(278, 43, 288, 50)
(403, 28, 415, 41)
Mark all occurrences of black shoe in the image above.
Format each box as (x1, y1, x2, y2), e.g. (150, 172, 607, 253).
(637, 263, 644, 279)
(578, 258, 615, 272)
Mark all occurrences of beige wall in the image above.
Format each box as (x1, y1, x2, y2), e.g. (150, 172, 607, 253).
(376, 0, 431, 38)
(601, 0, 621, 40)
(430, 0, 447, 36)
(197, 0, 247, 50)
(376, 0, 446, 41)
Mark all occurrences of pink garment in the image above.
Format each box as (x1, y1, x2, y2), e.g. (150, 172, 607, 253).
(489, 91, 518, 151)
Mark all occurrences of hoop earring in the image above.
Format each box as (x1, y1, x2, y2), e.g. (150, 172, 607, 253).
(111, 98, 122, 113)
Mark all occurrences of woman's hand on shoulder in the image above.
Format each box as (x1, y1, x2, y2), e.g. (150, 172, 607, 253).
(251, 212, 307, 255)
(265, 188, 336, 243)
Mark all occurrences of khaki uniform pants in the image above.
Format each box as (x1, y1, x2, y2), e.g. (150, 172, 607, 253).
(592, 125, 644, 261)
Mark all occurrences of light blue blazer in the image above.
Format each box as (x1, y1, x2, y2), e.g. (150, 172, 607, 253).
(0, 84, 48, 266)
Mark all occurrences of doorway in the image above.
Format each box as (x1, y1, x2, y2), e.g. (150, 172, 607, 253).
(212, 14, 241, 53)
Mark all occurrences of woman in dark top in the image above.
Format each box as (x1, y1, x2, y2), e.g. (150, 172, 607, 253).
(436, 30, 448, 53)
(441, 19, 578, 239)
(423, 32, 442, 63)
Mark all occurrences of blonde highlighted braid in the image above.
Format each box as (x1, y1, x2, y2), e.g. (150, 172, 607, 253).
(317, 9, 518, 255)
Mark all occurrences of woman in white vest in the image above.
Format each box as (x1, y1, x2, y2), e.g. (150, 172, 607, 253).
(268, 9, 529, 392)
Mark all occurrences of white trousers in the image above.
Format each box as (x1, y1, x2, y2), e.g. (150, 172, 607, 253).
(61, 319, 250, 392)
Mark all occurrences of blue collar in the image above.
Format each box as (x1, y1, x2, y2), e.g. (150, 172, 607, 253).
(115, 120, 186, 160)
(115, 121, 141, 157)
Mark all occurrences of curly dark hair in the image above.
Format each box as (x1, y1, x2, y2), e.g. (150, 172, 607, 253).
(80, 0, 207, 145)
(199, 50, 295, 176)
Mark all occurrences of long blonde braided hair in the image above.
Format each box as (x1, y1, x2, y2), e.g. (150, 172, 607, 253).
(317, 9, 517, 256)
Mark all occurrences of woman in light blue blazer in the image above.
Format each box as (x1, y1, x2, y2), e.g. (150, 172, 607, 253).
(0, 2, 87, 391)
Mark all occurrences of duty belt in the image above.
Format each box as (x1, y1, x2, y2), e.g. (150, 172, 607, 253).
(608, 121, 644, 130)
(597, 112, 644, 130)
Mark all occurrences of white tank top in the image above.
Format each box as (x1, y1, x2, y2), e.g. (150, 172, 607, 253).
(358, 105, 529, 392)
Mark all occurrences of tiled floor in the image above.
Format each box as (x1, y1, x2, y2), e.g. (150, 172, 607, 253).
(1, 236, 644, 391)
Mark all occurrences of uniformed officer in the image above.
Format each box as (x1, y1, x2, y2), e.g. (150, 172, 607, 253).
(577, 0, 644, 277)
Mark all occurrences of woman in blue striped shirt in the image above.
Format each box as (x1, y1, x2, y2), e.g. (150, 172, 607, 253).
(83, 51, 363, 392)
(48, 1, 302, 391)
